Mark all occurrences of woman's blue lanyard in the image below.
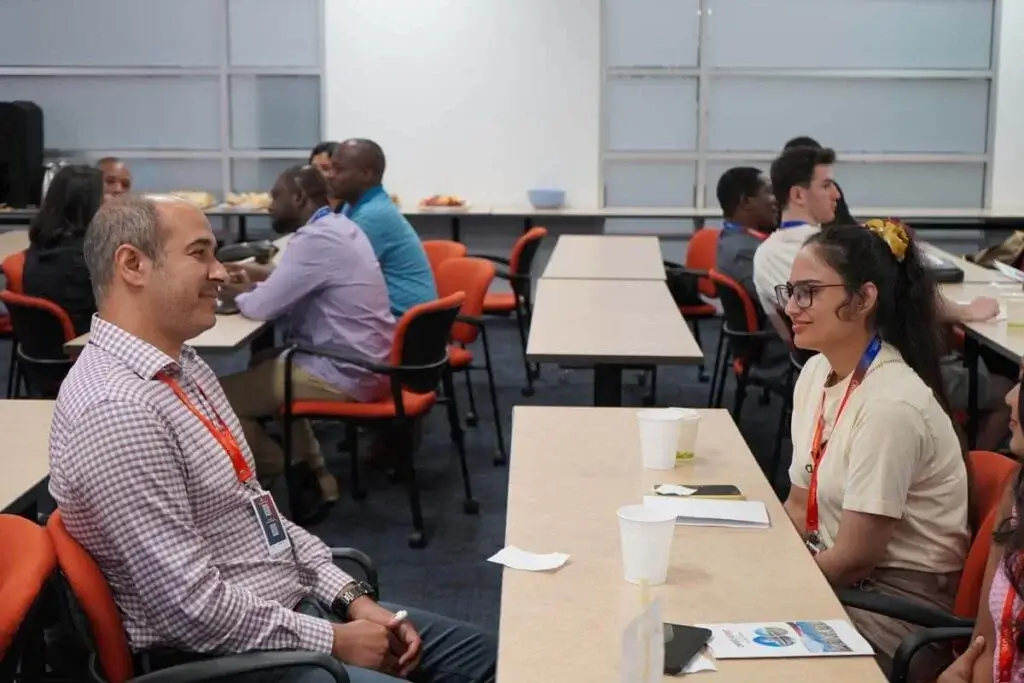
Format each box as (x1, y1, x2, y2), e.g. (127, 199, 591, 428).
(780, 220, 809, 229)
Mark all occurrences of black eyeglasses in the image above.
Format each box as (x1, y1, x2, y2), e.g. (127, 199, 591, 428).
(774, 282, 845, 310)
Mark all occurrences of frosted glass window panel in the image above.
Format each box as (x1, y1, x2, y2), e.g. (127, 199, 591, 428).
(604, 0, 699, 67)
(0, 0, 222, 67)
(230, 76, 321, 150)
(704, 161, 985, 210)
(122, 160, 224, 196)
(0, 77, 221, 151)
(605, 162, 696, 207)
(707, 77, 989, 154)
(231, 159, 308, 193)
(606, 78, 698, 151)
(833, 162, 986, 209)
(228, 0, 321, 67)
(705, 0, 993, 70)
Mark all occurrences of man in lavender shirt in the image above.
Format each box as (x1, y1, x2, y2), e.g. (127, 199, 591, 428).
(219, 166, 394, 516)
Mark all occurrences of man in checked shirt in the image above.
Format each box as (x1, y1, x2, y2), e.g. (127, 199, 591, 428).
(48, 195, 496, 683)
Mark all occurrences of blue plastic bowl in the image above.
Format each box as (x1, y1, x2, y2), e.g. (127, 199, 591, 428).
(527, 188, 565, 209)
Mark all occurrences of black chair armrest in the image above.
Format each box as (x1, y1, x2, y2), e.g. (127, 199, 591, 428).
(720, 324, 777, 340)
(131, 652, 347, 683)
(836, 588, 973, 629)
(455, 314, 483, 328)
(890, 626, 974, 683)
(663, 260, 683, 269)
(283, 345, 393, 376)
(330, 547, 380, 595)
(470, 254, 511, 266)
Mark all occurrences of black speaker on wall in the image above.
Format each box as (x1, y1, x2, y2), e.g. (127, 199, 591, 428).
(0, 101, 44, 208)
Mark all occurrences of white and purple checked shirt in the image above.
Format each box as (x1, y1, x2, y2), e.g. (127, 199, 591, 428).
(49, 316, 354, 655)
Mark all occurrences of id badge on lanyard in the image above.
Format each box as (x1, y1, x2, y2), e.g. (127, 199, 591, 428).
(804, 337, 883, 554)
(157, 372, 293, 556)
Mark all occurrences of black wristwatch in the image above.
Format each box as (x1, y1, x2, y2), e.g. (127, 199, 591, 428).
(332, 581, 377, 620)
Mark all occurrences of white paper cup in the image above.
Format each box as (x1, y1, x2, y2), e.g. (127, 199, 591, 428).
(665, 408, 701, 462)
(617, 504, 677, 585)
(637, 409, 684, 470)
(1005, 295, 1024, 327)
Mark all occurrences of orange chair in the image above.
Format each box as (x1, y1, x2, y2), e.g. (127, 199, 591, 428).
(665, 227, 721, 381)
(281, 293, 475, 548)
(436, 258, 507, 465)
(45, 510, 349, 682)
(479, 227, 548, 396)
(0, 515, 55, 682)
(0, 290, 77, 398)
(707, 270, 795, 485)
(0, 250, 24, 398)
(838, 450, 1018, 683)
(422, 240, 467, 279)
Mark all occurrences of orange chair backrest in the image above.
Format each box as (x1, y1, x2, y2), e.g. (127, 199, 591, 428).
(391, 292, 465, 364)
(435, 258, 496, 345)
(952, 452, 1019, 618)
(509, 227, 548, 276)
(1, 251, 26, 294)
(0, 290, 77, 343)
(707, 269, 759, 333)
(685, 228, 720, 298)
(422, 240, 467, 280)
(47, 511, 134, 683)
(0, 515, 56, 656)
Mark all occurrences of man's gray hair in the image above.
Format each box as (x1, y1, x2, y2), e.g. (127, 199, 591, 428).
(84, 194, 165, 301)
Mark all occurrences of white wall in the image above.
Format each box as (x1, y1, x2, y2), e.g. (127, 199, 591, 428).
(990, 0, 1024, 211)
(323, 0, 601, 209)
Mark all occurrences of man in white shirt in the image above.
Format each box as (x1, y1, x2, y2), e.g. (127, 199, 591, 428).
(753, 146, 840, 339)
(753, 145, 1009, 448)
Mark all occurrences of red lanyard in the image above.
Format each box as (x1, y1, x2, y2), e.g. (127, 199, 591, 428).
(999, 576, 1023, 683)
(805, 337, 883, 540)
(156, 372, 254, 485)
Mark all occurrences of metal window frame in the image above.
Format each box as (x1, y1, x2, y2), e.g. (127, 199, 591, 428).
(0, 0, 325, 198)
(600, 0, 1000, 211)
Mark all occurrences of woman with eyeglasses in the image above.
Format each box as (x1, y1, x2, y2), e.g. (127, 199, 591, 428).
(779, 221, 971, 681)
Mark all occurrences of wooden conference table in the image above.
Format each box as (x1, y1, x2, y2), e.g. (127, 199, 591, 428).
(500, 407, 885, 683)
(0, 229, 29, 262)
(542, 235, 666, 281)
(526, 278, 703, 406)
(0, 400, 55, 517)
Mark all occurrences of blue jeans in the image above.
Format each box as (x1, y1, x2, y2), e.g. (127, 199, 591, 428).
(254, 601, 496, 683)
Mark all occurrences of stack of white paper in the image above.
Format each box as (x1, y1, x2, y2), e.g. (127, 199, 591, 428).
(642, 496, 770, 529)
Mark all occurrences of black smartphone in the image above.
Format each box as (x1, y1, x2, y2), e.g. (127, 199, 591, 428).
(663, 623, 713, 675)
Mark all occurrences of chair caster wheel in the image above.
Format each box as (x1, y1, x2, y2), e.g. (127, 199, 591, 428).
(463, 499, 480, 514)
(352, 489, 367, 501)
(465, 413, 479, 427)
(521, 386, 535, 397)
(407, 532, 427, 549)
(493, 454, 507, 467)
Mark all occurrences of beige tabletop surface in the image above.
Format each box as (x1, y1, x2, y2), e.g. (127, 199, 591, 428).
(940, 281, 1024, 359)
(542, 235, 665, 281)
(499, 406, 886, 683)
(923, 242, 1012, 284)
(0, 229, 29, 262)
(527, 279, 703, 364)
(0, 400, 54, 512)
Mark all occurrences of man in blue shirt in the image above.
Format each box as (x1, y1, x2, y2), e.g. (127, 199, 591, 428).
(329, 139, 437, 316)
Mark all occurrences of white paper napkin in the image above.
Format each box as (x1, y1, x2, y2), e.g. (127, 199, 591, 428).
(682, 653, 717, 674)
(487, 545, 570, 571)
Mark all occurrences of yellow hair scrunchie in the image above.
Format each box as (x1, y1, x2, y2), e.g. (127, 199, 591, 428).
(864, 218, 910, 263)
